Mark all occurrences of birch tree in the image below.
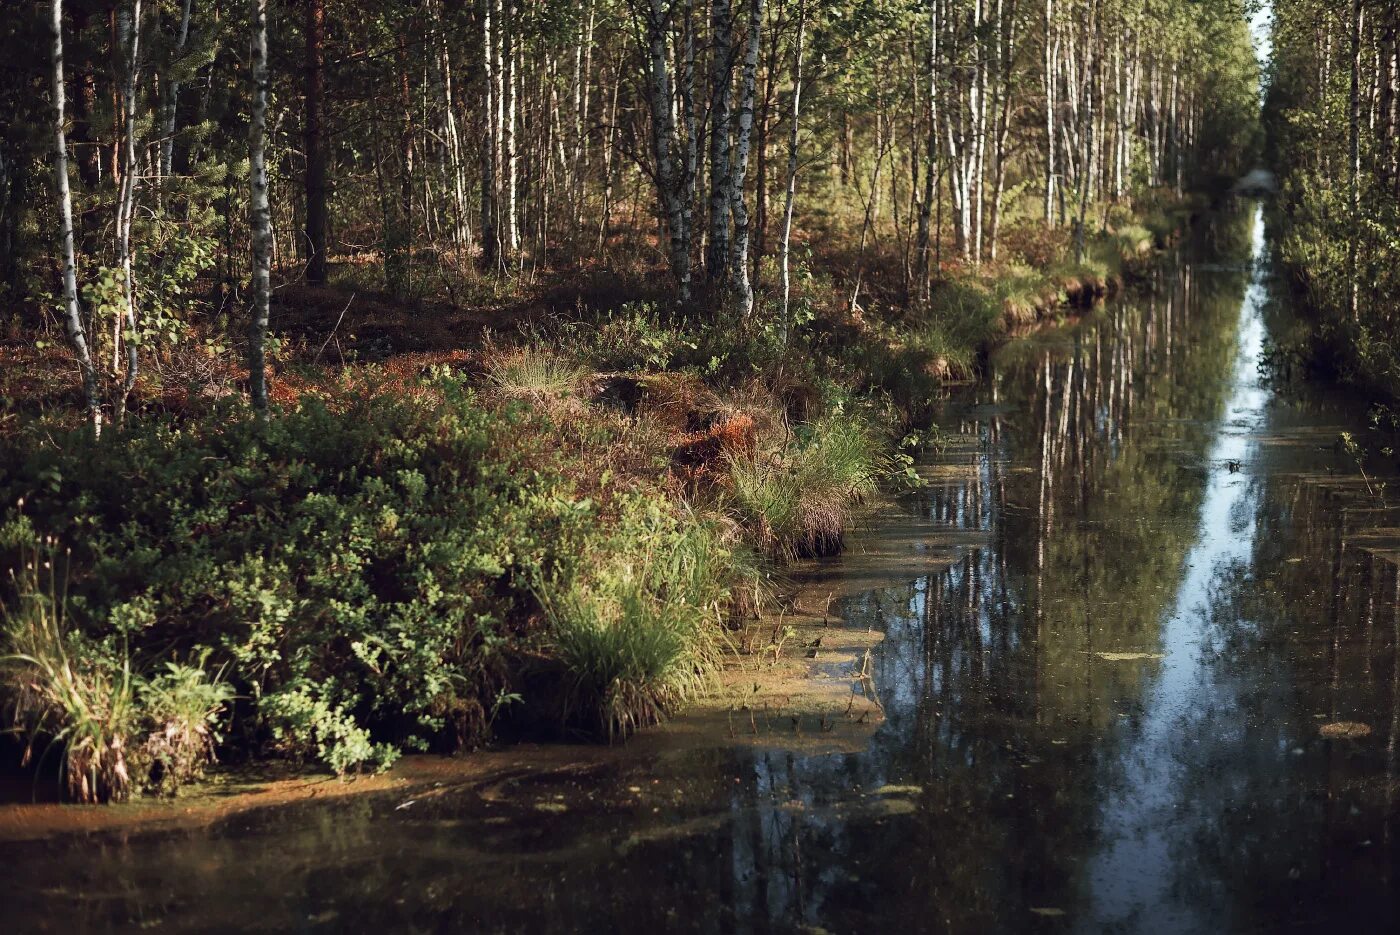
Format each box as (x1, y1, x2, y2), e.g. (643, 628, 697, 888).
(639, 0, 695, 301)
(727, 0, 764, 316)
(778, 0, 806, 323)
(248, 0, 271, 415)
(706, 0, 735, 282)
(114, 0, 144, 422)
(49, 0, 102, 435)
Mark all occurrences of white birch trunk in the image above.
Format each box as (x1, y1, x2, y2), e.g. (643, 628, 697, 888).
(115, 0, 143, 420)
(49, 0, 103, 436)
(481, 0, 499, 268)
(248, 0, 271, 415)
(644, 0, 693, 301)
(706, 0, 735, 280)
(726, 0, 763, 316)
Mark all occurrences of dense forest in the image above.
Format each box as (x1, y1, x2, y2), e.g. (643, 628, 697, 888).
(0, 0, 1264, 803)
(1265, 0, 1400, 415)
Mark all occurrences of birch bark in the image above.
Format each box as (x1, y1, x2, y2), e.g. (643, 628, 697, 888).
(50, 0, 103, 435)
(727, 0, 764, 316)
(248, 0, 271, 416)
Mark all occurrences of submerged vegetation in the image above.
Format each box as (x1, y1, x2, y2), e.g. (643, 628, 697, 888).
(0, 0, 1261, 800)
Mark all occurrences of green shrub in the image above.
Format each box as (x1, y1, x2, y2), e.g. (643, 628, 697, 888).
(138, 655, 234, 794)
(580, 303, 696, 372)
(0, 383, 592, 775)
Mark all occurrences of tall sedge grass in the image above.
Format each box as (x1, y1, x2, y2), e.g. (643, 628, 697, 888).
(1, 542, 139, 803)
(539, 500, 727, 740)
(485, 346, 585, 397)
(1, 532, 233, 801)
(727, 412, 887, 558)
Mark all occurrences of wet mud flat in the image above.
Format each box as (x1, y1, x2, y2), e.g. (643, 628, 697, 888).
(4, 207, 1400, 933)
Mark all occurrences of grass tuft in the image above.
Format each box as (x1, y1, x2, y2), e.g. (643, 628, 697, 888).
(485, 347, 586, 398)
(540, 499, 727, 741)
(727, 412, 887, 558)
(1, 545, 139, 803)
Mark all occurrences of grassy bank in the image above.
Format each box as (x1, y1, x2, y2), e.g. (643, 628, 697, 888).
(0, 198, 1188, 803)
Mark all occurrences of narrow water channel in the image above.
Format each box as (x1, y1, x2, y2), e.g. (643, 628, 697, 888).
(4, 206, 1399, 933)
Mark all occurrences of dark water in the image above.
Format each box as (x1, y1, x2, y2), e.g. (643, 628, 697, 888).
(5, 206, 1400, 933)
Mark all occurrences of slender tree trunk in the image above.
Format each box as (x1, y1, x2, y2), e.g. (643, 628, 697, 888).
(779, 0, 805, 328)
(481, 0, 500, 269)
(441, 16, 470, 252)
(159, 0, 193, 186)
(503, 0, 520, 264)
(115, 0, 143, 422)
(248, 0, 271, 416)
(1043, 0, 1055, 227)
(70, 6, 101, 192)
(50, 0, 103, 436)
(727, 0, 763, 316)
(570, 3, 596, 235)
(681, 0, 699, 264)
(988, 0, 1016, 260)
(644, 0, 693, 301)
(707, 0, 735, 282)
(384, 36, 414, 295)
(1074, 0, 1098, 264)
(597, 56, 621, 251)
(1386, 20, 1400, 192)
(304, 0, 329, 283)
(753, 0, 781, 284)
(916, 0, 940, 297)
(0, 148, 21, 297)
(971, 0, 987, 263)
(1348, 0, 1363, 322)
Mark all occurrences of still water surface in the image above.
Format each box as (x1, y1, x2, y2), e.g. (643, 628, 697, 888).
(4, 207, 1399, 932)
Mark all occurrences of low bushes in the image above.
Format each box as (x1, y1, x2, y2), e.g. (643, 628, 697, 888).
(1, 385, 597, 788)
(0, 198, 1188, 801)
(0, 373, 831, 798)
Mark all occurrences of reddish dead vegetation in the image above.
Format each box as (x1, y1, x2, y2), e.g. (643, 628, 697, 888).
(673, 413, 758, 484)
(268, 350, 478, 410)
